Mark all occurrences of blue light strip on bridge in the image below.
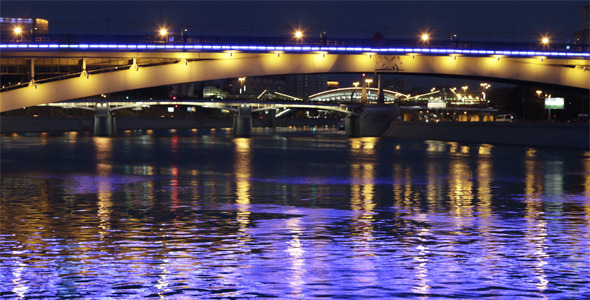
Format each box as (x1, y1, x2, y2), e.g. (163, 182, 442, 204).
(0, 43, 588, 58)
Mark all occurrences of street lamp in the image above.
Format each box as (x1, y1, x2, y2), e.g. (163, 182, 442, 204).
(365, 78, 373, 88)
(541, 36, 550, 49)
(294, 30, 303, 44)
(480, 83, 490, 101)
(238, 77, 246, 94)
(159, 28, 168, 42)
(353, 82, 360, 88)
(421, 33, 430, 47)
(14, 26, 22, 42)
(461, 86, 468, 101)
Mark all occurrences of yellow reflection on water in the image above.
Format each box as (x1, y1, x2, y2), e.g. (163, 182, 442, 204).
(477, 157, 493, 218)
(349, 138, 377, 263)
(448, 157, 474, 218)
(234, 138, 251, 205)
(350, 137, 377, 155)
(425, 140, 446, 153)
(478, 144, 493, 156)
(234, 138, 252, 243)
(94, 137, 113, 237)
(523, 154, 549, 292)
(448, 141, 459, 154)
(525, 158, 543, 198)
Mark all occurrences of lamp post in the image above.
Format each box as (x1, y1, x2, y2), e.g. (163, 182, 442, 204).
(14, 27, 22, 42)
(480, 83, 490, 101)
(421, 33, 429, 47)
(294, 30, 303, 44)
(541, 36, 549, 50)
(238, 77, 246, 95)
(461, 86, 468, 102)
(159, 28, 168, 43)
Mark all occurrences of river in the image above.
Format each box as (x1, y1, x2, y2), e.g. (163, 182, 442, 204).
(1, 127, 589, 298)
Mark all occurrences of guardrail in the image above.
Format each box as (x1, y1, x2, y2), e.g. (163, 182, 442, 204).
(2, 34, 588, 53)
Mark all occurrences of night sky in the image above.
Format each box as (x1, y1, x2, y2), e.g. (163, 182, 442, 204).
(1, 1, 587, 43)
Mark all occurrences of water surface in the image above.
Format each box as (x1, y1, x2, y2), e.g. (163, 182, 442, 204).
(1, 127, 589, 298)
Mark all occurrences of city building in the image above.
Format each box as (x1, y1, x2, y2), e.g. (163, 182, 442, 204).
(575, 5, 589, 44)
(286, 74, 327, 98)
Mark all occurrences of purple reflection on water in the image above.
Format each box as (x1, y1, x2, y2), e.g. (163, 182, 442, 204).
(1, 132, 589, 298)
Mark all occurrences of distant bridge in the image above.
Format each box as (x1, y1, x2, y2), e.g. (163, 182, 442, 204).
(38, 100, 359, 116)
(1, 34, 588, 112)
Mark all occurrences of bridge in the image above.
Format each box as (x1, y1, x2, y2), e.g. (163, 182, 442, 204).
(1, 34, 589, 112)
(33, 99, 383, 136)
(1, 34, 588, 137)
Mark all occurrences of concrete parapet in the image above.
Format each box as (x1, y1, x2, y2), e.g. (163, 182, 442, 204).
(383, 121, 590, 149)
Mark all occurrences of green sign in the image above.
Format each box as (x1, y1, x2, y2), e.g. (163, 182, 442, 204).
(545, 97, 564, 109)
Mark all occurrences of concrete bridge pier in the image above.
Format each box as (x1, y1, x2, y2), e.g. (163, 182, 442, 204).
(93, 104, 116, 136)
(233, 105, 252, 137)
(346, 104, 400, 137)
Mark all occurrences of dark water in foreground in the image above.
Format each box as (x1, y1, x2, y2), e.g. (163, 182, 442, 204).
(1, 127, 589, 299)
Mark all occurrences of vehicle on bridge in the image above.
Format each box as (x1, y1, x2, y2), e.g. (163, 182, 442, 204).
(495, 114, 515, 122)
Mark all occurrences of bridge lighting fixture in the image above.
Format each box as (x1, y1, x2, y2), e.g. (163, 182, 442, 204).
(353, 82, 360, 88)
(295, 31, 303, 39)
(2, 42, 588, 61)
(159, 28, 168, 36)
(14, 27, 22, 35)
(541, 37, 549, 44)
(421, 34, 429, 41)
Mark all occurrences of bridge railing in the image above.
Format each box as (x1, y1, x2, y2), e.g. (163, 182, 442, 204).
(2, 34, 588, 53)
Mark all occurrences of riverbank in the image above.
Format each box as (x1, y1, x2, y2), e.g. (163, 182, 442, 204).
(3, 116, 588, 149)
(0, 116, 341, 134)
(383, 121, 590, 149)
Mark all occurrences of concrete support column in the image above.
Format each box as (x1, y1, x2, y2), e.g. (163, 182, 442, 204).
(80, 58, 88, 78)
(233, 105, 252, 137)
(346, 104, 400, 137)
(377, 73, 384, 104)
(30, 59, 35, 81)
(93, 104, 116, 136)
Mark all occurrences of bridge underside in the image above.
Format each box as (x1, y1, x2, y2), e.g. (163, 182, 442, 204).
(1, 52, 588, 112)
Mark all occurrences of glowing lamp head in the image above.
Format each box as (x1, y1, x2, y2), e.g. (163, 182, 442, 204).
(421, 34, 429, 41)
(159, 28, 168, 36)
(295, 31, 303, 39)
(541, 37, 549, 44)
(14, 27, 22, 34)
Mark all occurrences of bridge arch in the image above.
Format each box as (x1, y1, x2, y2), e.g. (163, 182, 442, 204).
(1, 52, 588, 112)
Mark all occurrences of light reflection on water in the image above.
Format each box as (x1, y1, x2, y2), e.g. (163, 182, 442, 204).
(1, 127, 589, 298)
